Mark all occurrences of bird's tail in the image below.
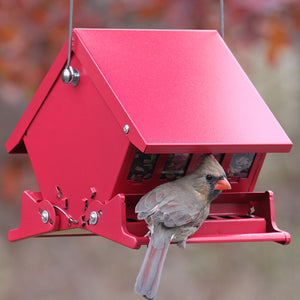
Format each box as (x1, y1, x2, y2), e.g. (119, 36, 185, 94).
(135, 224, 174, 300)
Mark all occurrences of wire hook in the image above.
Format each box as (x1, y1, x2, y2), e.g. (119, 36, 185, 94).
(62, 0, 80, 86)
(53, 205, 79, 226)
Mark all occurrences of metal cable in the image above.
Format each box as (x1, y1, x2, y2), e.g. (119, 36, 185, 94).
(220, 0, 225, 39)
(53, 205, 79, 225)
(66, 0, 73, 69)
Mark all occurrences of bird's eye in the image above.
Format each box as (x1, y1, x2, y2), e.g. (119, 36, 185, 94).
(206, 174, 213, 181)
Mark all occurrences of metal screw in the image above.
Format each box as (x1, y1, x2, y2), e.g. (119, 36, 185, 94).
(89, 211, 98, 225)
(123, 124, 130, 134)
(41, 210, 49, 224)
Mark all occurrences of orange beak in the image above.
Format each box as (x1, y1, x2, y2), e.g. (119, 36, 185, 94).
(214, 177, 231, 191)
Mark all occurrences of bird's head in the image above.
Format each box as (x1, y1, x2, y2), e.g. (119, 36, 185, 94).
(193, 154, 231, 202)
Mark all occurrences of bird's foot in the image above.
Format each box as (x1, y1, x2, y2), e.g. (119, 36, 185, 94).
(177, 239, 187, 249)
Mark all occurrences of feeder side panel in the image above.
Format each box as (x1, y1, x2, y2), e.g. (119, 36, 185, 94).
(23, 56, 131, 220)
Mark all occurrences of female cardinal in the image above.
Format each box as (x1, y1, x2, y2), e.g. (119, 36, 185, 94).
(135, 154, 231, 299)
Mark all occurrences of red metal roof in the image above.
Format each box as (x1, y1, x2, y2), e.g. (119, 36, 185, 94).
(6, 29, 292, 153)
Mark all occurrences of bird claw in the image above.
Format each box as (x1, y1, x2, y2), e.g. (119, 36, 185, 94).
(177, 240, 187, 249)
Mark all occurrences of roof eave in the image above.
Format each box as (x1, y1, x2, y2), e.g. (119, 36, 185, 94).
(6, 42, 69, 153)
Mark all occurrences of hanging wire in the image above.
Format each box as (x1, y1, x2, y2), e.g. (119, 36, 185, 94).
(220, 0, 225, 39)
(66, 0, 74, 69)
(61, 0, 80, 86)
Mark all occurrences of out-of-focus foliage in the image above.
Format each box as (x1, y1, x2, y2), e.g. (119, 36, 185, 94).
(0, 0, 300, 102)
(0, 0, 100, 99)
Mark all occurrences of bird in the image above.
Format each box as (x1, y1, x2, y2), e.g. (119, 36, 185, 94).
(134, 154, 231, 299)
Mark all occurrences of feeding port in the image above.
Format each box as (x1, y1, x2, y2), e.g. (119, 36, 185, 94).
(121, 151, 291, 248)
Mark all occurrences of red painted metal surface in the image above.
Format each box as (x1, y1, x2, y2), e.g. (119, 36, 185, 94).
(6, 29, 292, 246)
(7, 29, 292, 154)
(8, 191, 56, 241)
(73, 29, 292, 154)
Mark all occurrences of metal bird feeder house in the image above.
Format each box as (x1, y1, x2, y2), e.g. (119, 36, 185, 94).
(6, 29, 292, 248)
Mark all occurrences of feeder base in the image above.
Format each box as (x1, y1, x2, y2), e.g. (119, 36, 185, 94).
(8, 190, 290, 248)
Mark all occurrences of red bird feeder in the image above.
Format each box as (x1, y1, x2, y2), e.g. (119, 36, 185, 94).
(6, 29, 292, 248)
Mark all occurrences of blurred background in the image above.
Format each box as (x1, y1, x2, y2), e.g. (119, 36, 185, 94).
(0, 1, 299, 299)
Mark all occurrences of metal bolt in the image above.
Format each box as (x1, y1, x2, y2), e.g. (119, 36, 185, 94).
(123, 124, 130, 134)
(89, 211, 98, 225)
(41, 210, 49, 224)
(62, 66, 80, 86)
(62, 68, 72, 84)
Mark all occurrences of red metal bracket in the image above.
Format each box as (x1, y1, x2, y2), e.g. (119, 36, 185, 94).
(8, 191, 141, 247)
(85, 194, 141, 249)
(8, 191, 56, 241)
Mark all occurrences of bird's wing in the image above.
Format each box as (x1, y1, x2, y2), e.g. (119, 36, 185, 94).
(152, 198, 206, 227)
(136, 183, 207, 227)
(135, 188, 163, 220)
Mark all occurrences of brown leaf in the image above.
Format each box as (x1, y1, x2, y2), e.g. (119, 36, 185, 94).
(266, 17, 290, 64)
